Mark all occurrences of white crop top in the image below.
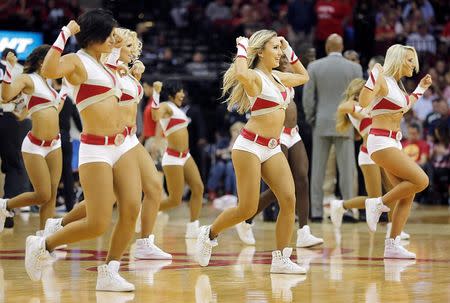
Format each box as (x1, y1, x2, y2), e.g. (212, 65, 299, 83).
(159, 101, 191, 136)
(118, 74, 144, 106)
(23, 73, 59, 115)
(348, 105, 372, 137)
(364, 68, 410, 116)
(71, 49, 121, 112)
(248, 69, 290, 116)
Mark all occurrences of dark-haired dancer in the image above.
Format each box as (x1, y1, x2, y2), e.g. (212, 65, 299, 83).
(152, 79, 204, 238)
(25, 11, 141, 291)
(0, 46, 63, 233)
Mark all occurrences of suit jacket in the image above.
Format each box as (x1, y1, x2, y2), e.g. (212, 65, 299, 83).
(303, 53, 363, 137)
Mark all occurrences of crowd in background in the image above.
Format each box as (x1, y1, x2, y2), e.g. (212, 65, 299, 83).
(0, 0, 448, 213)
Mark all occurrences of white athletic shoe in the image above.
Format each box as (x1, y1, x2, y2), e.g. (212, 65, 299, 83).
(385, 223, 410, 240)
(365, 198, 390, 232)
(43, 218, 63, 238)
(96, 261, 135, 292)
(384, 259, 416, 282)
(296, 226, 323, 248)
(133, 235, 172, 260)
(330, 200, 345, 228)
(384, 236, 416, 259)
(135, 208, 141, 234)
(25, 236, 52, 281)
(0, 199, 13, 233)
(270, 248, 307, 274)
(235, 222, 255, 245)
(271, 273, 306, 302)
(185, 220, 200, 239)
(196, 225, 218, 267)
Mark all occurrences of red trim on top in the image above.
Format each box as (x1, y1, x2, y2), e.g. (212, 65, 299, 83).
(360, 118, 372, 133)
(76, 83, 112, 104)
(290, 58, 299, 64)
(360, 145, 368, 154)
(281, 91, 287, 100)
(61, 31, 67, 43)
(372, 98, 402, 111)
(166, 118, 187, 130)
(51, 45, 63, 53)
(120, 93, 134, 102)
(28, 96, 52, 109)
(364, 85, 373, 91)
(251, 97, 280, 112)
(105, 63, 118, 70)
(369, 71, 375, 84)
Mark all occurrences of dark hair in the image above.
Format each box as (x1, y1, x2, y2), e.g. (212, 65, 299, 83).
(75, 9, 117, 48)
(435, 119, 449, 145)
(370, 55, 385, 66)
(408, 122, 421, 132)
(23, 45, 51, 74)
(2, 48, 16, 60)
(162, 78, 184, 100)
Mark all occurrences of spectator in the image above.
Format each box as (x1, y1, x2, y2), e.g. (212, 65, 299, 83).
(343, 50, 360, 64)
(428, 98, 450, 139)
(443, 71, 450, 103)
(205, 0, 231, 22)
(186, 52, 210, 77)
(287, 0, 315, 47)
(374, 12, 397, 55)
(402, 0, 435, 24)
(406, 22, 436, 55)
(424, 97, 444, 140)
(157, 47, 181, 73)
(413, 86, 437, 121)
(303, 34, 362, 220)
(402, 123, 430, 166)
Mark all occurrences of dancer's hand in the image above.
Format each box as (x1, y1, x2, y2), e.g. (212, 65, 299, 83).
(112, 31, 124, 49)
(236, 36, 249, 47)
(153, 81, 163, 94)
(117, 63, 129, 77)
(130, 60, 145, 78)
(66, 20, 80, 35)
(5, 52, 17, 67)
(278, 36, 289, 50)
(419, 74, 432, 90)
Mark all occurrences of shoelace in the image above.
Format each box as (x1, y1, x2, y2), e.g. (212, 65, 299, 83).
(282, 257, 299, 270)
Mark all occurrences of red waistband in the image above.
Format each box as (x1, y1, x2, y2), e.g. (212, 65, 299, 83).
(166, 147, 189, 158)
(241, 128, 280, 149)
(27, 132, 60, 147)
(360, 145, 368, 154)
(80, 128, 128, 146)
(282, 125, 299, 135)
(125, 125, 137, 136)
(369, 128, 402, 140)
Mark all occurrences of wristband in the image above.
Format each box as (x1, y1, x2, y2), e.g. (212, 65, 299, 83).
(2, 61, 13, 84)
(236, 38, 249, 59)
(283, 45, 299, 64)
(52, 26, 72, 53)
(151, 91, 160, 109)
(412, 85, 426, 99)
(105, 48, 121, 70)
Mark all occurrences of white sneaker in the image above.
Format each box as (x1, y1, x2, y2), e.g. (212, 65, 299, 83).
(330, 200, 345, 228)
(196, 225, 218, 267)
(296, 226, 323, 248)
(270, 248, 307, 274)
(235, 222, 255, 245)
(186, 220, 200, 239)
(386, 223, 410, 240)
(384, 259, 416, 282)
(43, 218, 63, 238)
(384, 236, 416, 259)
(0, 199, 13, 233)
(135, 208, 141, 234)
(365, 198, 390, 232)
(25, 236, 52, 281)
(96, 261, 135, 292)
(133, 235, 172, 260)
(271, 273, 306, 302)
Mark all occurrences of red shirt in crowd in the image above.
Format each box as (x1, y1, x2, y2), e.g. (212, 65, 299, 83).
(315, 0, 351, 41)
(143, 97, 157, 139)
(402, 139, 430, 164)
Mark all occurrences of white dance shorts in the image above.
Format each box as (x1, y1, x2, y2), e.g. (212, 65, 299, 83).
(367, 134, 402, 158)
(21, 132, 61, 158)
(78, 132, 136, 167)
(280, 127, 302, 149)
(161, 148, 191, 167)
(232, 134, 282, 163)
(358, 146, 375, 166)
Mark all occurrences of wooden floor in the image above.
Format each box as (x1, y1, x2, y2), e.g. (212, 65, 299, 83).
(1, 204, 450, 303)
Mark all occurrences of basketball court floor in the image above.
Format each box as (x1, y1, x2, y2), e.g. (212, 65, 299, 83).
(1, 204, 449, 303)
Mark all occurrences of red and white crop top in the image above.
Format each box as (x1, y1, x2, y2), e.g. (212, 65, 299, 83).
(71, 49, 121, 112)
(117, 74, 144, 106)
(364, 68, 410, 116)
(23, 73, 59, 115)
(158, 101, 191, 136)
(348, 105, 372, 137)
(248, 69, 290, 116)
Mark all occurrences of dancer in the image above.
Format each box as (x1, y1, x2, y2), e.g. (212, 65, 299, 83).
(360, 44, 431, 258)
(25, 11, 142, 291)
(331, 78, 410, 239)
(196, 30, 309, 274)
(236, 55, 323, 248)
(44, 28, 171, 260)
(0, 46, 62, 232)
(151, 79, 204, 238)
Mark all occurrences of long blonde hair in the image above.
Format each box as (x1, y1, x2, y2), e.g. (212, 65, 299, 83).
(222, 30, 277, 114)
(114, 28, 142, 61)
(383, 44, 419, 93)
(336, 78, 366, 134)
